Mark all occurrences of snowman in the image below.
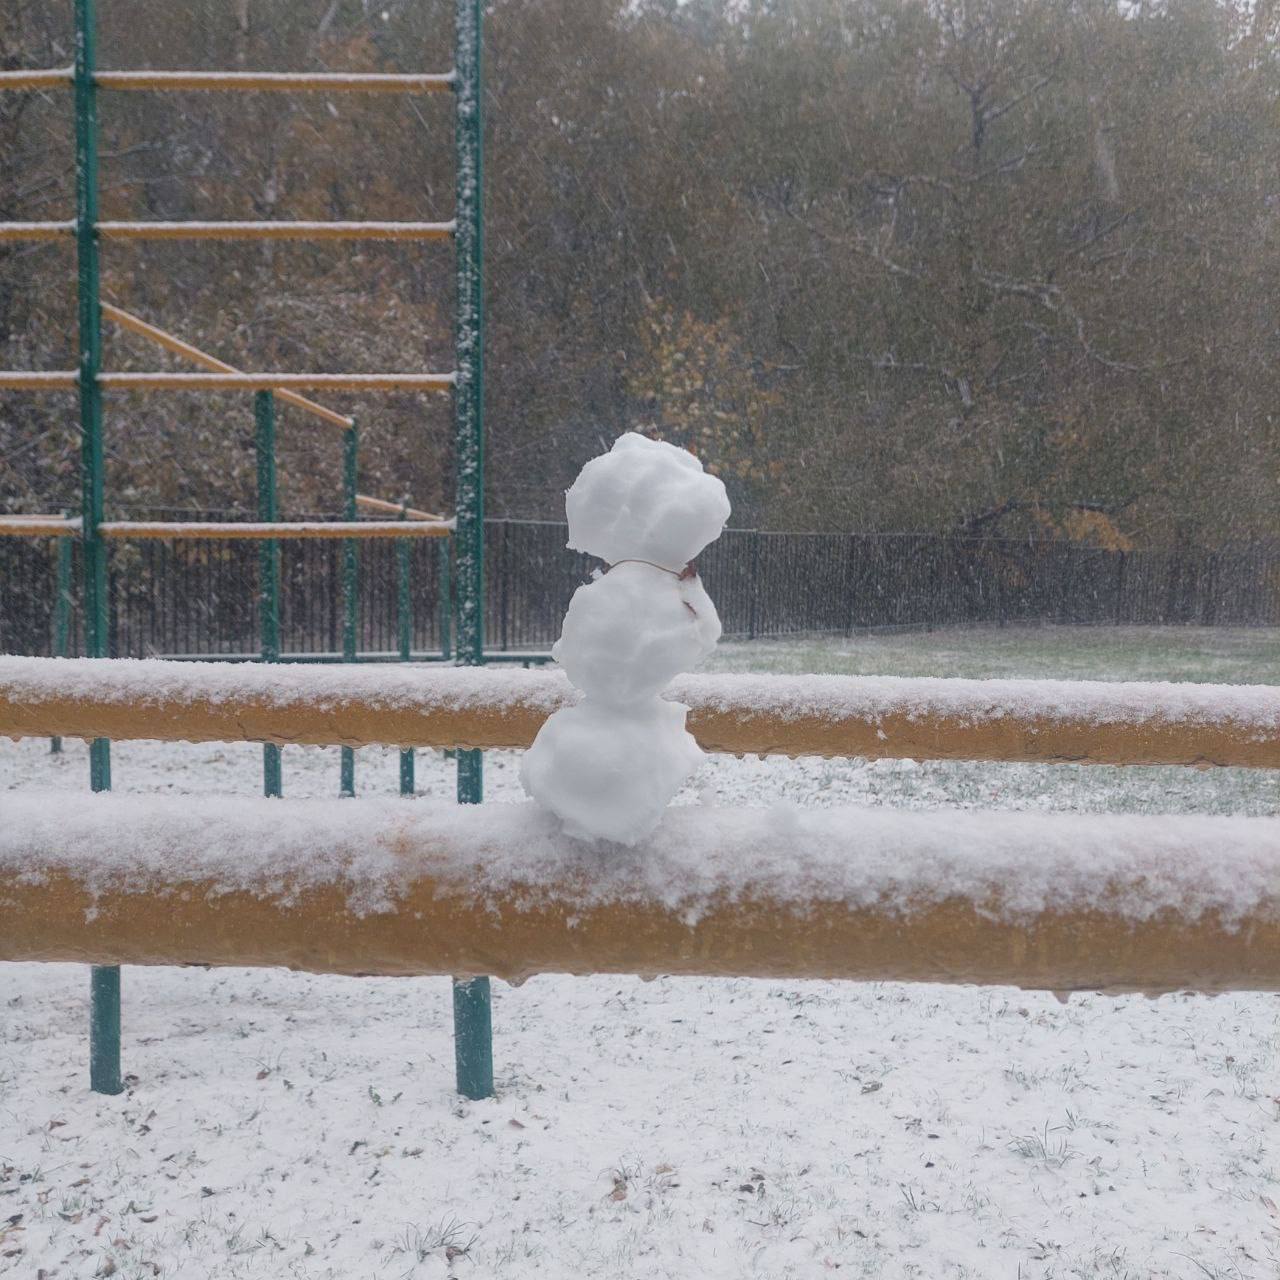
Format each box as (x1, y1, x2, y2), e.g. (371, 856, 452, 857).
(520, 432, 731, 844)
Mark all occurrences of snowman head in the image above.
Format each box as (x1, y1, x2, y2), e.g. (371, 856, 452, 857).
(565, 432, 731, 569)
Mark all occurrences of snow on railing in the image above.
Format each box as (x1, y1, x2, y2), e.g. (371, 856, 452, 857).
(0, 221, 75, 241)
(92, 70, 455, 93)
(0, 516, 82, 537)
(0, 221, 456, 242)
(96, 220, 456, 240)
(2, 656, 1279, 767)
(0, 68, 454, 93)
(95, 519, 454, 540)
(3, 792, 1279, 991)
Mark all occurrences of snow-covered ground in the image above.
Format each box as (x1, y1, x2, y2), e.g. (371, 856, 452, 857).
(3, 625, 1279, 1278)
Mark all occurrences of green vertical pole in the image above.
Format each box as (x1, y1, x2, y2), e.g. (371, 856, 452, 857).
(75, 0, 120, 1097)
(439, 535, 455, 761)
(256, 392, 282, 798)
(438, 534, 452, 661)
(340, 422, 358, 796)
(398, 502, 415, 796)
(50, 527, 72, 753)
(451, 0, 493, 1101)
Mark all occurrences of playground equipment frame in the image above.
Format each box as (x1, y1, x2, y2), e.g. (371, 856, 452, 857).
(0, 0, 495, 1098)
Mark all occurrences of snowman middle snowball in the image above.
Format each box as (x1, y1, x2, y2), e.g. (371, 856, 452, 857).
(520, 432, 731, 845)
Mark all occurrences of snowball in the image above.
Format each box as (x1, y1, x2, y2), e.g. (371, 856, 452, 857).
(519, 699, 704, 845)
(565, 432, 731, 569)
(551, 562, 722, 704)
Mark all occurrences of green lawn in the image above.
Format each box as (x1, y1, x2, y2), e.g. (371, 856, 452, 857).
(705, 624, 1280, 684)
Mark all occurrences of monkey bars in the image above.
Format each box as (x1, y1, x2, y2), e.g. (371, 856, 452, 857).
(1, 0, 492, 1098)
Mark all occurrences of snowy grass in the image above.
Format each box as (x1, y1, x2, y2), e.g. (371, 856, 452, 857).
(3, 624, 1279, 1278)
(705, 622, 1280, 684)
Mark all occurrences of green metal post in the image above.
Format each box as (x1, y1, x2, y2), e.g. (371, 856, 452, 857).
(256, 392, 282, 798)
(50, 528, 72, 753)
(398, 502, 415, 796)
(75, 0, 120, 1097)
(438, 534, 453, 661)
(451, 0, 493, 1101)
(340, 422, 358, 796)
(439, 536, 455, 761)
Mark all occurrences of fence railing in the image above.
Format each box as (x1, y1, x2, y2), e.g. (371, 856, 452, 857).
(7, 657, 1280, 995)
(4, 515, 1280, 660)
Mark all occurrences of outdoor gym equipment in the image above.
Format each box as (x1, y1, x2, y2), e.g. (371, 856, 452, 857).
(0, 0, 493, 1099)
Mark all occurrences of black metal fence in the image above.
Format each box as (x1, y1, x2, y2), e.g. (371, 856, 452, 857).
(4, 514, 1280, 659)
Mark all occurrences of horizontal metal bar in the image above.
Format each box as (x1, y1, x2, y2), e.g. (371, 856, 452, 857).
(0, 221, 453, 243)
(102, 302, 353, 429)
(1, 371, 453, 393)
(0, 68, 73, 90)
(5, 794, 1280, 993)
(0, 222, 75, 241)
(97, 519, 454, 540)
(150, 651, 553, 664)
(438, 652, 555, 664)
(98, 372, 456, 391)
(94, 70, 454, 93)
(5, 657, 1279, 769)
(98, 220, 454, 241)
(355, 493, 444, 521)
(0, 516, 82, 537)
(0, 371, 78, 390)
(115, 652, 559, 668)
